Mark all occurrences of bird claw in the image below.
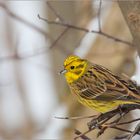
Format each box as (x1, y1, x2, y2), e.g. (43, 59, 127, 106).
(87, 113, 103, 130)
(87, 118, 100, 130)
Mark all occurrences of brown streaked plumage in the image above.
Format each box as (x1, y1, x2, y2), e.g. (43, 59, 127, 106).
(60, 55, 140, 113)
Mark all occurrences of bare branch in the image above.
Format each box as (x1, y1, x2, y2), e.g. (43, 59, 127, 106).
(38, 14, 133, 46)
(127, 123, 140, 140)
(74, 129, 92, 140)
(111, 126, 132, 133)
(117, 118, 140, 126)
(98, 0, 102, 32)
(49, 27, 69, 49)
(0, 2, 49, 38)
(46, 1, 64, 22)
(114, 134, 130, 140)
(54, 114, 97, 120)
(74, 129, 90, 140)
(74, 105, 140, 139)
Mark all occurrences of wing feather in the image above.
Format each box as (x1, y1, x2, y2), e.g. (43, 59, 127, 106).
(72, 63, 140, 101)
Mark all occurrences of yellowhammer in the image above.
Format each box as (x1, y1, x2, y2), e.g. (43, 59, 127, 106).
(60, 55, 140, 113)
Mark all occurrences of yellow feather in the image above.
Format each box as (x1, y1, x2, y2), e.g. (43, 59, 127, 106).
(61, 55, 140, 113)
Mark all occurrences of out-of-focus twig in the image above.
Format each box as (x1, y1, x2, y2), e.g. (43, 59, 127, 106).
(38, 14, 133, 46)
(49, 27, 69, 49)
(46, 1, 70, 49)
(46, 1, 64, 22)
(0, 2, 49, 38)
(74, 129, 90, 140)
(98, 0, 102, 32)
(55, 114, 97, 120)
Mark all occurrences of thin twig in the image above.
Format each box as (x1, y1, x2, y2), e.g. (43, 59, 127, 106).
(54, 114, 97, 120)
(111, 126, 133, 133)
(98, 0, 102, 32)
(104, 112, 126, 126)
(127, 123, 140, 140)
(117, 118, 140, 126)
(75, 115, 112, 139)
(49, 27, 69, 49)
(74, 129, 91, 140)
(96, 31, 132, 46)
(75, 105, 140, 139)
(0, 2, 49, 38)
(74, 129, 93, 140)
(114, 134, 129, 140)
(0, 26, 69, 60)
(38, 14, 89, 32)
(46, 1, 64, 22)
(38, 14, 133, 46)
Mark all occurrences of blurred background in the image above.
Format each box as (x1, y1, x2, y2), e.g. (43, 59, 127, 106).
(0, 0, 140, 140)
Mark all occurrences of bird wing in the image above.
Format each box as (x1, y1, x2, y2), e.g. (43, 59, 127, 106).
(76, 64, 140, 101)
(77, 74, 126, 101)
(94, 64, 140, 100)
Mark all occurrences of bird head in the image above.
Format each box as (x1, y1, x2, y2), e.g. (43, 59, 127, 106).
(60, 55, 88, 83)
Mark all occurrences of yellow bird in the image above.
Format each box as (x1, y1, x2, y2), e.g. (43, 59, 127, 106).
(60, 55, 140, 113)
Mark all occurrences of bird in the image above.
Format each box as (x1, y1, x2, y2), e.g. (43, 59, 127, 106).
(60, 55, 140, 113)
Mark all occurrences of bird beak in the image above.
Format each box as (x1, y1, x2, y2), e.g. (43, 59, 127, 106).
(59, 69, 67, 75)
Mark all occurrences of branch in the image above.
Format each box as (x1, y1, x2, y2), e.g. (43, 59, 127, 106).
(55, 114, 97, 120)
(0, 2, 49, 38)
(114, 134, 130, 140)
(74, 129, 90, 140)
(111, 126, 132, 133)
(117, 118, 140, 126)
(74, 104, 140, 140)
(127, 123, 140, 140)
(38, 14, 133, 46)
(46, 1, 64, 22)
(49, 27, 69, 49)
(98, 0, 102, 32)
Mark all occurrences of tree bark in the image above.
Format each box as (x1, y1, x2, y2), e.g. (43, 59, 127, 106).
(118, 1, 140, 56)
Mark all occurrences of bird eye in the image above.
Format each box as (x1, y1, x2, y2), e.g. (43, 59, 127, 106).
(70, 66, 75, 69)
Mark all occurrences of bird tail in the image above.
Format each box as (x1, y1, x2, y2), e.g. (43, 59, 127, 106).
(118, 99, 140, 106)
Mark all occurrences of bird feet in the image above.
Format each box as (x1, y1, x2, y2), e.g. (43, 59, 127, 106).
(87, 108, 119, 130)
(87, 113, 103, 130)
